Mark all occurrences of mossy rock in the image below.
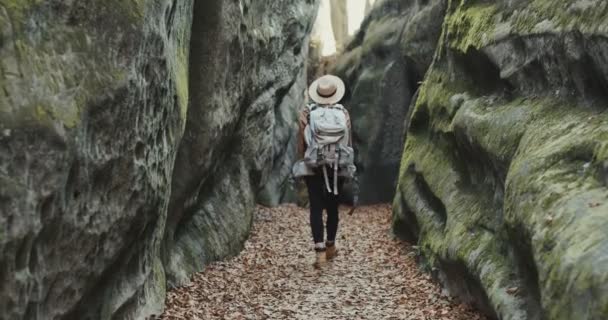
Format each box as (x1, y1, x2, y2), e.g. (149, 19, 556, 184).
(393, 0, 608, 319)
(0, 1, 192, 319)
(332, 0, 447, 204)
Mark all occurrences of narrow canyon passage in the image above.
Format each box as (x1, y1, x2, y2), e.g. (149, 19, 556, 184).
(2, 1, 608, 319)
(159, 205, 485, 320)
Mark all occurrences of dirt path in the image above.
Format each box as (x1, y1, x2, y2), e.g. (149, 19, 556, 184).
(160, 205, 485, 320)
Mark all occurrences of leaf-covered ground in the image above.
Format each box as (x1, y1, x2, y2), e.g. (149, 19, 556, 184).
(160, 205, 486, 320)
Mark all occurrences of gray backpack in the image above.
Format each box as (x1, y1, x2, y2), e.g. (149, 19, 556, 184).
(293, 103, 356, 195)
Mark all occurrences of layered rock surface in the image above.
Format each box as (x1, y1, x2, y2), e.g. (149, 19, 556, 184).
(0, 1, 193, 318)
(333, 0, 446, 204)
(393, 0, 608, 319)
(165, 0, 317, 285)
(0, 0, 316, 319)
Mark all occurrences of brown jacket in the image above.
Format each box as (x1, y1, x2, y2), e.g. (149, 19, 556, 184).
(297, 105, 352, 158)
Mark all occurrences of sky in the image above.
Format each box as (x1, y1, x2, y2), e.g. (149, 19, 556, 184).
(313, 0, 372, 56)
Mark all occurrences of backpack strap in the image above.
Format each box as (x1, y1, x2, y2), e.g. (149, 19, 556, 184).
(306, 103, 318, 123)
(334, 157, 339, 195)
(322, 165, 332, 193)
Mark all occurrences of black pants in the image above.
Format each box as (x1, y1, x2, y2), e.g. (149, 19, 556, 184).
(305, 174, 343, 244)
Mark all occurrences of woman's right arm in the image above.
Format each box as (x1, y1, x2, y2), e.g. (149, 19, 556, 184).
(297, 107, 310, 159)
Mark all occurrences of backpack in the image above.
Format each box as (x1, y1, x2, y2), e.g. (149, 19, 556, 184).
(299, 103, 355, 195)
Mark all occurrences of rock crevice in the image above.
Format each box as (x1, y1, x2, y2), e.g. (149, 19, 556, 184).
(0, 0, 318, 319)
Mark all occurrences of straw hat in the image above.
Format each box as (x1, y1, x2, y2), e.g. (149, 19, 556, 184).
(308, 75, 346, 105)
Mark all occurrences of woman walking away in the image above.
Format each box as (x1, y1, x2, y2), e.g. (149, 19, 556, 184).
(292, 75, 356, 269)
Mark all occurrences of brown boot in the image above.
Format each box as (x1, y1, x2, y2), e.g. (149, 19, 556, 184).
(326, 243, 338, 260)
(313, 249, 326, 269)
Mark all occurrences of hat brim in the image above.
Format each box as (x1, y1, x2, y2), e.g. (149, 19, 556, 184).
(308, 75, 346, 105)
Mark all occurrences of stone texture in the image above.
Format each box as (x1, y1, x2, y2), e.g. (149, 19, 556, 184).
(333, 0, 447, 204)
(0, 1, 192, 319)
(0, 0, 317, 319)
(393, 1, 608, 319)
(257, 67, 309, 207)
(163, 0, 317, 287)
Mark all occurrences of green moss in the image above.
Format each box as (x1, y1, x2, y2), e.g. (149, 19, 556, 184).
(445, 1, 498, 51)
(29, 93, 82, 128)
(0, 0, 138, 129)
(119, 0, 146, 21)
(398, 71, 457, 178)
(596, 140, 608, 162)
(501, 98, 608, 317)
(0, 0, 41, 11)
(0, 0, 43, 24)
(0, 0, 144, 29)
(512, 0, 608, 33)
(407, 71, 459, 133)
(395, 1, 608, 318)
(441, 0, 608, 55)
(397, 65, 608, 319)
(149, 256, 167, 301)
(174, 47, 189, 123)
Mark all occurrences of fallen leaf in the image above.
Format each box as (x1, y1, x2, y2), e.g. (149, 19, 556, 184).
(159, 205, 487, 320)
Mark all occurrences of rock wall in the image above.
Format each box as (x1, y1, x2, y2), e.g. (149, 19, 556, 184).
(165, 0, 317, 286)
(0, 1, 193, 319)
(393, 0, 608, 319)
(0, 0, 317, 319)
(333, 0, 446, 204)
